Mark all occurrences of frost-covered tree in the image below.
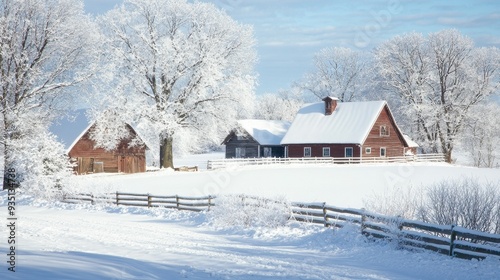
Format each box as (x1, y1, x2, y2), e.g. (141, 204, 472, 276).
(460, 103, 500, 168)
(0, 0, 101, 190)
(100, 0, 257, 168)
(7, 111, 72, 197)
(375, 29, 500, 162)
(301, 47, 370, 102)
(254, 88, 304, 121)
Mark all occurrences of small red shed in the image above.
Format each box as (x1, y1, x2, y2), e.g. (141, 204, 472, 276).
(68, 123, 147, 174)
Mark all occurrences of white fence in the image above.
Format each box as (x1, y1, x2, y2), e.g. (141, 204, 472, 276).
(207, 154, 446, 169)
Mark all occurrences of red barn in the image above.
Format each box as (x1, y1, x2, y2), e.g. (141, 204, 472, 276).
(281, 97, 413, 158)
(68, 123, 147, 174)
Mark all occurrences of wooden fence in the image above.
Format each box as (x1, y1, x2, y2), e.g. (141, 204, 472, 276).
(291, 202, 500, 261)
(62, 192, 500, 261)
(207, 154, 446, 169)
(62, 192, 214, 212)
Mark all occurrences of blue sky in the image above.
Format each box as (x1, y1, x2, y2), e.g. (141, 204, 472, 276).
(84, 0, 500, 95)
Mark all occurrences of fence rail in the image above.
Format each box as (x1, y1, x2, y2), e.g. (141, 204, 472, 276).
(62, 192, 214, 212)
(62, 191, 500, 261)
(207, 154, 446, 169)
(290, 202, 500, 260)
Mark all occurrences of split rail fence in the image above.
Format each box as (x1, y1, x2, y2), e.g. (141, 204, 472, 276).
(207, 154, 446, 169)
(62, 192, 500, 261)
(63, 192, 214, 212)
(291, 202, 500, 261)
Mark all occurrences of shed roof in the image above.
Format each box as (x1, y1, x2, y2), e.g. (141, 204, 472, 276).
(403, 135, 419, 148)
(231, 119, 291, 146)
(66, 122, 149, 155)
(281, 100, 393, 144)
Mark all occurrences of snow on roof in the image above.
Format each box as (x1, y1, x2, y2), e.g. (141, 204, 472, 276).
(323, 96, 339, 100)
(237, 119, 291, 146)
(281, 101, 387, 144)
(66, 122, 94, 154)
(65, 122, 150, 154)
(403, 135, 419, 148)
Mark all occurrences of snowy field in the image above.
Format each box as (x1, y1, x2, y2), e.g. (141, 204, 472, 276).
(1, 155, 500, 279)
(69, 153, 500, 209)
(1, 198, 499, 280)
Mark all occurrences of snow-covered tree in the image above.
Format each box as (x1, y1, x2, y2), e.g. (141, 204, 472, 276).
(0, 0, 101, 190)
(301, 47, 370, 102)
(7, 110, 72, 198)
(460, 103, 500, 168)
(254, 88, 304, 121)
(375, 29, 500, 162)
(100, 0, 257, 168)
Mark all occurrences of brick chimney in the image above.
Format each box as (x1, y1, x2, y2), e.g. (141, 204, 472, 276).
(322, 96, 339, 115)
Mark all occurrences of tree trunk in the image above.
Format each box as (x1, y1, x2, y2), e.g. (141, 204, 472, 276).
(2, 147, 10, 190)
(444, 148, 453, 164)
(2, 115, 11, 190)
(2, 126, 17, 190)
(159, 135, 174, 169)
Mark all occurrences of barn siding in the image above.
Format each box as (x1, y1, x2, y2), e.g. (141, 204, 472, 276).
(287, 144, 360, 158)
(362, 106, 406, 157)
(224, 132, 260, 158)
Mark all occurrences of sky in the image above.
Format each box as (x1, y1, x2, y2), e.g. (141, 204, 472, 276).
(83, 0, 500, 95)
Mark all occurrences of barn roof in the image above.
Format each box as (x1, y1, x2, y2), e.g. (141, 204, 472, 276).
(66, 122, 94, 154)
(281, 100, 402, 145)
(225, 119, 291, 146)
(66, 122, 149, 154)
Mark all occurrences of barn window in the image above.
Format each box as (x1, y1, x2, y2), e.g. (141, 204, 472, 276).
(345, 147, 353, 157)
(322, 147, 330, 157)
(235, 147, 246, 158)
(304, 147, 311, 157)
(380, 125, 390, 136)
(380, 147, 387, 157)
(365, 147, 371, 154)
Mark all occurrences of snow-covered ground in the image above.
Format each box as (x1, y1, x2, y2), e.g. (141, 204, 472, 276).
(1, 198, 499, 280)
(1, 156, 499, 279)
(72, 155, 500, 209)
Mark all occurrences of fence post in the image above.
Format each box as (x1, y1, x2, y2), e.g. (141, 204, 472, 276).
(207, 195, 212, 211)
(449, 225, 457, 257)
(147, 194, 152, 208)
(360, 208, 366, 235)
(91, 194, 95, 205)
(322, 202, 328, 227)
(176, 195, 180, 209)
(396, 215, 404, 249)
(115, 191, 119, 205)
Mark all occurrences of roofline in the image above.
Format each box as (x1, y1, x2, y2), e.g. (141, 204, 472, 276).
(385, 104, 409, 147)
(223, 120, 290, 146)
(358, 101, 385, 145)
(124, 123, 150, 150)
(66, 122, 94, 154)
(66, 122, 150, 154)
(221, 129, 260, 145)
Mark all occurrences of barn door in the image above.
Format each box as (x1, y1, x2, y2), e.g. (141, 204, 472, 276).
(84, 158, 94, 174)
(119, 156, 125, 173)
